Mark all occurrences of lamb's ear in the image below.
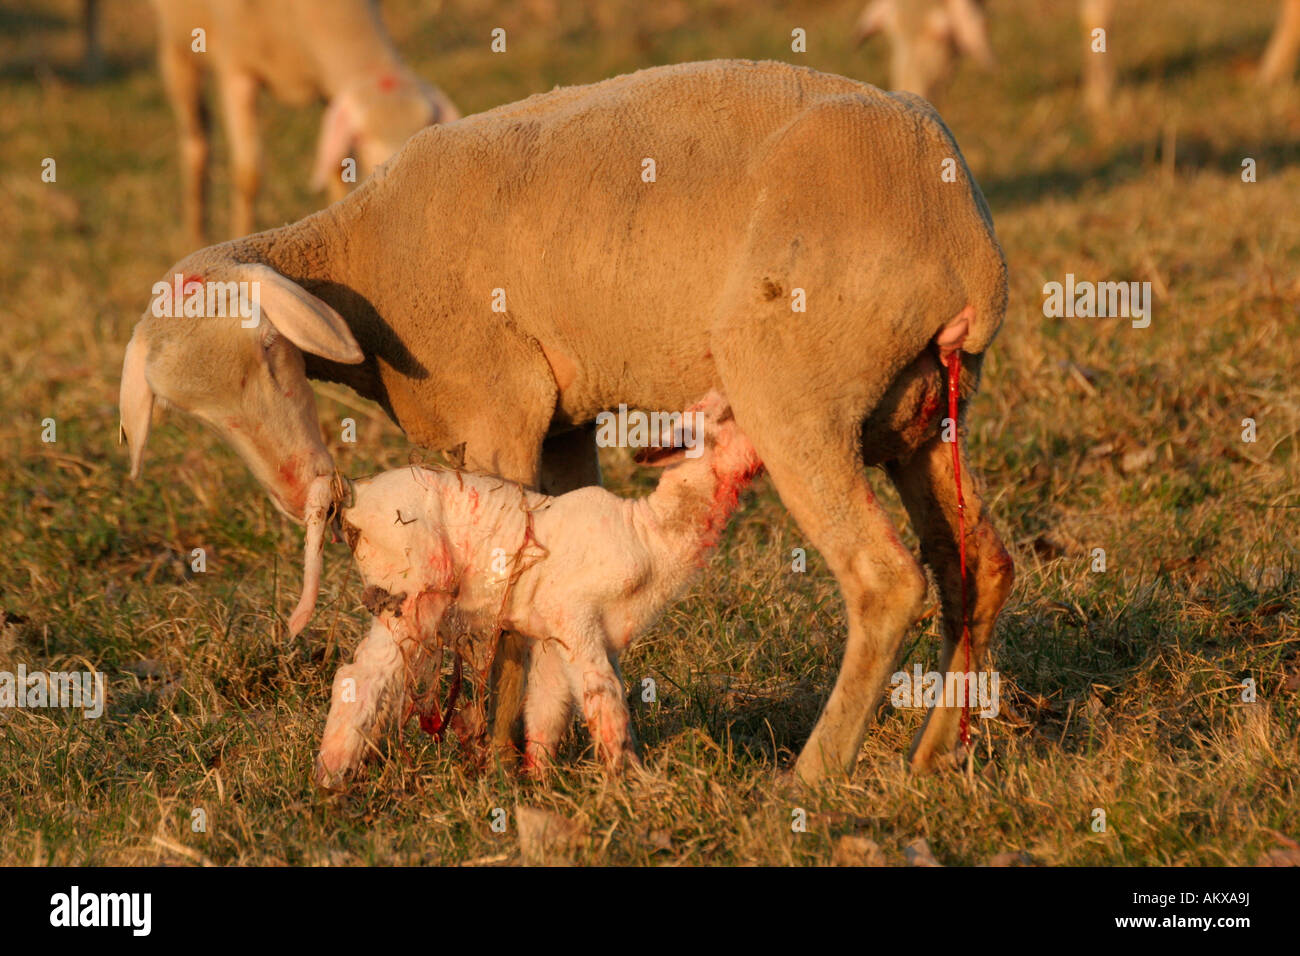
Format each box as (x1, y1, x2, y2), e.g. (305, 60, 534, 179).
(242, 264, 365, 364)
(310, 93, 359, 193)
(119, 326, 155, 480)
(947, 0, 995, 68)
(854, 0, 894, 44)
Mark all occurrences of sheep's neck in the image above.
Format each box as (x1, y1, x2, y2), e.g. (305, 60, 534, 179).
(239, 212, 387, 402)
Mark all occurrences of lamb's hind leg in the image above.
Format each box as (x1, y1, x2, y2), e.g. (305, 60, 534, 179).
(521, 638, 573, 774)
(886, 408, 1014, 772)
(717, 360, 928, 783)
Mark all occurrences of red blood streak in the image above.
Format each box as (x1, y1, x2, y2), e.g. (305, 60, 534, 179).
(417, 654, 462, 741)
(697, 455, 763, 555)
(182, 273, 204, 294)
(946, 351, 972, 747)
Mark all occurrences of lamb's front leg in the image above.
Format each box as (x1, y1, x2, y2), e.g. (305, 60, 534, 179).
(562, 620, 638, 772)
(315, 617, 407, 789)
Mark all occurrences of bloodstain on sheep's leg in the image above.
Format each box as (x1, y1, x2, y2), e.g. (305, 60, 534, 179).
(945, 349, 973, 747)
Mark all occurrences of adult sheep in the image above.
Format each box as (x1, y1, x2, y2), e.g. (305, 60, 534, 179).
(119, 59, 1014, 782)
(150, 0, 460, 242)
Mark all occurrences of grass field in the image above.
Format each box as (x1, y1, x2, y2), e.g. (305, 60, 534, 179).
(0, 0, 1296, 866)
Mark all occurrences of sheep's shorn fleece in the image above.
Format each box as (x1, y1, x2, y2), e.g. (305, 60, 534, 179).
(120, 59, 1014, 782)
(150, 0, 459, 241)
(296, 392, 762, 786)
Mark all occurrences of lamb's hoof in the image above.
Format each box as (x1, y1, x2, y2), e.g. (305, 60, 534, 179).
(312, 755, 355, 793)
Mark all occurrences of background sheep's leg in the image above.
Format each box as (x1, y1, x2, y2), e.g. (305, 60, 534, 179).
(157, 39, 208, 245)
(216, 68, 262, 238)
(716, 361, 928, 782)
(887, 429, 1014, 771)
(1080, 0, 1116, 116)
(1260, 0, 1300, 84)
(521, 639, 573, 773)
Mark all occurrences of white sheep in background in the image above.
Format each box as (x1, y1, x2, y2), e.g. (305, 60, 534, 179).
(149, 0, 460, 242)
(291, 391, 762, 787)
(856, 0, 1300, 111)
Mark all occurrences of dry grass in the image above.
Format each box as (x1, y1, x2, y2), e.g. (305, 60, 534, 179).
(0, 0, 1296, 865)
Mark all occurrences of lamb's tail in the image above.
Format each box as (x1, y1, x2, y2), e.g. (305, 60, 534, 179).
(288, 475, 334, 638)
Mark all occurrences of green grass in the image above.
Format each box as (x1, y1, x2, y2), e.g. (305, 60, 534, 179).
(0, 0, 1296, 865)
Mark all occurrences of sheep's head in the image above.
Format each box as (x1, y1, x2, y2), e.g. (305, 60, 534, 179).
(119, 259, 364, 522)
(855, 0, 994, 102)
(310, 71, 460, 193)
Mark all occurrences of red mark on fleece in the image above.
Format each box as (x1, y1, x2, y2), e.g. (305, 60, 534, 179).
(697, 451, 764, 556)
(946, 351, 972, 748)
(417, 654, 462, 741)
(182, 273, 204, 294)
(278, 456, 305, 513)
(378, 73, 398, 91)
(917, 385, 943, 427)
(426, 543, 456, 591)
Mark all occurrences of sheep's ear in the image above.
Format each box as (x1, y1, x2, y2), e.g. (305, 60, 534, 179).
(241, 264, 365, 364)
(854, 0, 894, 44)
(947, 0, 995, 68)
(310, 93, 359, 193)
(119, 327, 155, 480)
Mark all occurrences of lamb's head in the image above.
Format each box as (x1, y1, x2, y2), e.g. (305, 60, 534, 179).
(854, 0, 994, 102)
(634, 390, 762, 483)
(310, 71, 460, 192)
(119, 257, 364, 521)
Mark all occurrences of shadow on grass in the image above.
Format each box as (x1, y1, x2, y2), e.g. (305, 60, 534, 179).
(983, 137, 1300, 211)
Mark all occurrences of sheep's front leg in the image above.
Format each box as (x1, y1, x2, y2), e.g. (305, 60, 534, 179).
(315, 617, 407, 789)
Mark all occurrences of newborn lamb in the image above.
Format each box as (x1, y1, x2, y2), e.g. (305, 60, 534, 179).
(291, 391, 762, 787)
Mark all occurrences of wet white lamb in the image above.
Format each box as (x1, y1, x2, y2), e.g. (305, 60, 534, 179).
(293, 391, 762, 787)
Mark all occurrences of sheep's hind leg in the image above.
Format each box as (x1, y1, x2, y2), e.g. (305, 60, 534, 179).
(886, 426, 1014, 772)
(714, 350, 928, 784)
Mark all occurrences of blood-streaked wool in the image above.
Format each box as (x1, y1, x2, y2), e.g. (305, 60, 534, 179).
(304, 392, 761, 785)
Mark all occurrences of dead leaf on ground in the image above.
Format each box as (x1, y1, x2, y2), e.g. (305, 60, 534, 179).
(516, 805, 588, 865)
(832, 834, 885, 867)
(904, 837, 941, 867)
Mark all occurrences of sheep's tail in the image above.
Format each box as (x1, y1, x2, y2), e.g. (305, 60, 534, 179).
(288, 475, 334, 638)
